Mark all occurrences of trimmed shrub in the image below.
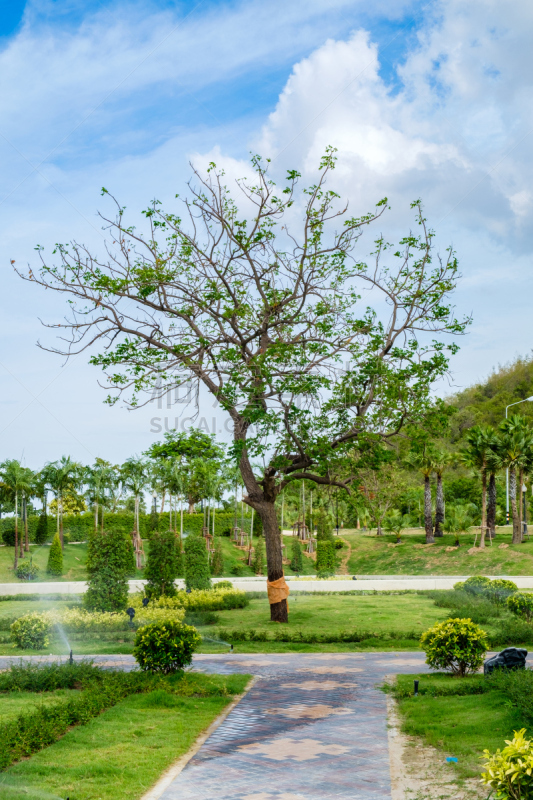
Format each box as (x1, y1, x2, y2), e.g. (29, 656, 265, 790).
(334, 538, 344, 549)
(481, 728, 533, 799)
(84, 529, 134, 612)
(130, 587, 247, 612)
(289, 539, 303, 573)
(46, 533, 63, 576)
(184, 533, 212, 590)
(463, 575, 491, 595)
(133, 620, 201, 673)
(507, 592, 533, 623)
(34, 512, 49, 544)
(316, 540, 336, 577)
(145, 531, 181, 598)
(419, 618, 489, 676)
(210, 538, 224, 576)
(10, 612, 52, 650)
(252, 538, 265, 575)
(214, 580, 233, 590)
(2, 524, 16, 547)
(15, 561, 39, 581)
(486, 578, 518, 605)
(231, 562, 246, 576)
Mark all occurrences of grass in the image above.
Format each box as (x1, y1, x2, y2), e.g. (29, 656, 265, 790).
(0, 672, 249, 800)
(390, 672, 527, 781)
(0, 689, 79, 722)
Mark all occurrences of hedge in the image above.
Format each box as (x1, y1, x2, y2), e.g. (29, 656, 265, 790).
(216, 627, 422, 644)
(1, 511, 243, 543)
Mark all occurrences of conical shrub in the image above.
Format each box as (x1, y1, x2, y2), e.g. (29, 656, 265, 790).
(46, 533, 63, 576)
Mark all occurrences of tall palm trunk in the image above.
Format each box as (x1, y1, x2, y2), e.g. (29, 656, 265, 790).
(13, 492, 18, 570)
(424, 475, 435, 543)
(479, 469, 487, 548)
(487, 472, 497, 539)
(519, 469, 524, 542)
(434, 473, 444, 537)
(19, 495, 24, 559)
(24, 496, 29, 552)
(510, 467, 521, 544)
(94, 501, 98, 533)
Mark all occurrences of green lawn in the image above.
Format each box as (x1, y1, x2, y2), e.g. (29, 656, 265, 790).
(0, 673, 249, 800)
(0, 689, 80, 721)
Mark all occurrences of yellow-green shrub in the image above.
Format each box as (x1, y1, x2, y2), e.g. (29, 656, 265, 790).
(481, 728, 533, 799)
(129, 587, 248, 613)
(133, 621, 201, 673)
(47, 606, 185, 633)
(11, 613, 52, 650)
(507, 592, 533, 623)
(420, 618, 489, 676)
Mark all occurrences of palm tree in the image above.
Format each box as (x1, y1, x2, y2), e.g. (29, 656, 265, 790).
(85, 459, 117, 533)
(443, 503, 476, 546)
(406, 448, 437, 544)
(485, 446, 504, 540)
(432, 450, 453, 538)
(120, 457, 148, 568)
(498, 416, 533, 544)
(0, 460, 33, 569)
(461, 425, 498, 548)
(42, 457, 82, 548)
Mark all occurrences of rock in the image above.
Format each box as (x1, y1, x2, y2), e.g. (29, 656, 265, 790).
(484, 647, 528, 675)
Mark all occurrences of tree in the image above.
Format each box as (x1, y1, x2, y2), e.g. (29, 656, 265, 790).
(358, 462, 407, 537)
(432, 450, 453, 538)
(84, 529, 134, 611)
(144, 531, 181, 598)
(316, 540, 336, 577)
(0, 460, 33, 568)
(406, 448, 438, 544)
(24, 150, 467, 622)
(42, 457, 82, 548)
(460, 426, 498, 548)
(383, 509, 411, 541)
(498, 416, 533, 544)
(211, 537, 224, 576)
(443, 503, 476, 546)
(184, 533, 211, 591)
(252, 537, 265, 575)
(120, 457, 148, 567)
(46, 533, 63, 576)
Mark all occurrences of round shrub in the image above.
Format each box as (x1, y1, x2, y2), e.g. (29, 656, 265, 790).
(507, 592, 533, 622)
(463, 576, 491, 596)
(133, 620, 201, 673)
(46, 533, 63, 576)
(481, 728, 533, 799)
(486, 579, 518, 606)
(15, 561, 39, 581)
(10, 612, 52, 650)
(420, 618, 489, 676)
(453, 581, 465, 591)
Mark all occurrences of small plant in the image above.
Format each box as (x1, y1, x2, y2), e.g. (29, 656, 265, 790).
(214, 580, 233, 590)
(184, 533, 212, 590)
(289, 539, 303, 573)
(10, 612, 52, 650)
(46, 533, 63, 576)
(420, 618, 489, 676)
(231, 562, 246, 576)
(383, 510, 411, 541)
(481, 728, 533, 800)
(15, 560, 39, 581)
(507, 592, 533, 623)
(133, 620, 201, 673)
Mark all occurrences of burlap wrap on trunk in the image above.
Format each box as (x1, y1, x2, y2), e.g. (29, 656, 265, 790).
(266, 575, 290, 610)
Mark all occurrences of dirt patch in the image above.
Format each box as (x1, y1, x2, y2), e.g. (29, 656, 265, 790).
(387, 694, 485, 800)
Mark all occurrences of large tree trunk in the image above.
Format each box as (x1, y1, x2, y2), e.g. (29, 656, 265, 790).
(188, 496, 195, 514)
(434, 474, 444, 537)
(487, 472, 496, 539)
(424, 475, 434, 543)
(479, 470, 487, 548)
(510, 467, 521, 544)
(260, 500, 288, 623)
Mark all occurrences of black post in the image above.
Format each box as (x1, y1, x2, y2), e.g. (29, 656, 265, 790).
(414, 680, 419, 696)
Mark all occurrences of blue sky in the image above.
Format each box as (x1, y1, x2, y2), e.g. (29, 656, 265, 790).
(0, 0, 532, 467)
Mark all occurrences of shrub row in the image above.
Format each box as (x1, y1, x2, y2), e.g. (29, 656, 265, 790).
(130, 587, 249, 613)
(216, 627, 421, 644)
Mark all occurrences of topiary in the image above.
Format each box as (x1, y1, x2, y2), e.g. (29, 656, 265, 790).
(214, 580, 233, 590)
(10, 612, 52, 650)
(486, 579, 518, 606)
(481, 728, 533, 799)
(420, 618, 489, 676)
(15, 560, 39, 581)
(46, 533, 63, 576)
(316, 540, 336, 578)
(34, 512, 49, 545)
(2, 525, 16, 547)
(210, 538, 224, 576)
(463, 575, 492, 596)
(507, 592, 533, 623)
(184, 533, 212, 590)
(252, 538, 265, 575)
(83, 529, 134, 612)
(289, 539, 303, 573)
(133, 620, 201, 673)
(145, 531, 181, 599)
(315, 509, 334, 541)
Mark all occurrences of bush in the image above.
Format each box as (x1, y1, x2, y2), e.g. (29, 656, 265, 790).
(508, 592, 533, 623)
(290, 539, 303, 573)
(252, 538, 265, 575)
(446, 600, 500, 625)
(34, 512, 48, 544)
(462, 575, 492, 596)
(334, 539, 344, 549)
(210, 538, 224, 576)
(133, 620, 201, 673)
(145, 531, 181, 598)
(131, 587, 247, 612)
(2, 525, 16, 547)
(84, 529, 134, 612)
(419, 618, 489, 676)
(214, 580, 233, 590)
(491, 616, 533, 647)
(486, 578, 518, 605)
(231, 562, 246, 576)
(46, 533, 63, 576)
(10, 612, 52, 650)
(316, 540, 336, 577)
(15, 560, 39, 581)
(481, 728, 533, 800)
(184, 533, 211, 591)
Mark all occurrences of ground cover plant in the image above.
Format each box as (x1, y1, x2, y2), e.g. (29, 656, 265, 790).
(0, 662, 249, 800)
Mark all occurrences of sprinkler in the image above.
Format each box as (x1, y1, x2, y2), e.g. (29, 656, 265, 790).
(69, 650, 73, 666)
(230, 644, 234, 653)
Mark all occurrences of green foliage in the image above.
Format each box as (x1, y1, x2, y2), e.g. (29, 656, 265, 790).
(487, 578, 518, 605)
(289, 538, 303, 573)
(10, 612, 52, 650)
(217, 626, 421, 644)
(46, 533, 63, 576)
(15, 560, 39, 581)
(149, 505, 159, 532)
(316, 540, 336, 577)
(184, 533, 211, 590)
(84, 530, 134, 612)
(251, 537, 265, 575)
(133, 621, 201, 673)
(131, 587, 248, 612)
(481, 728, 533, 800)
(419, 618, 489, 676)
(214, 580, 233, 590)
(210, 537, 224, 576)
(252, 514, 263, 537)
(315, 508, 334, 540)
(2, 525, 16, 547)
(463, 575, 492, 595)
(145, 531, 181, 598)
(231, 562, 246, 576)
(507, 592, 533, 623)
